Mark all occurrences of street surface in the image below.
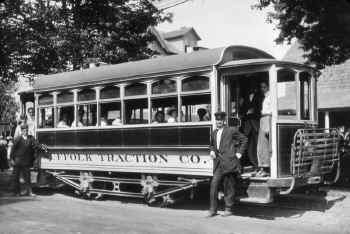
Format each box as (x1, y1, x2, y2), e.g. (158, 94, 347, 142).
(1, 172, 350, 234)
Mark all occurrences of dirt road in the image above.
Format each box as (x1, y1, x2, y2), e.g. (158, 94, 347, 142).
(1, 187, 350, 234)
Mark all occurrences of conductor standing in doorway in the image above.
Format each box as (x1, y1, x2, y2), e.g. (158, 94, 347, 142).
(208, 112, 248, 217)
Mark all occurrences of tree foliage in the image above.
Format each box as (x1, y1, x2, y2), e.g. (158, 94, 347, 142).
(0, 0, 170, 82)
(254, 0, 350, 69)
(0, 82, 18, 122)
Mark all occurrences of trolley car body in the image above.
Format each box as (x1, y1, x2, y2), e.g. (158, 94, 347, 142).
(26, 46, 339, 203)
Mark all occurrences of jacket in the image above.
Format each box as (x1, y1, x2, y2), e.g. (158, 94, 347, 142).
(210, 126, 248, 174)
(10, 135, 38, 167)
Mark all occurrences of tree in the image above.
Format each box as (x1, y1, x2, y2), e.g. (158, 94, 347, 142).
(0, 0, 25, 83)
(0, 0, 171, 80)
(254, 0, 350, 69)
(0, 82, 18, 123)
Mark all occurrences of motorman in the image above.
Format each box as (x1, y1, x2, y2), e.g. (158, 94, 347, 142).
(208, 111, 248, 217)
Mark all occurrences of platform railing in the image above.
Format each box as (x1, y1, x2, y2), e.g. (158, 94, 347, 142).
(291, 128, 340, 178)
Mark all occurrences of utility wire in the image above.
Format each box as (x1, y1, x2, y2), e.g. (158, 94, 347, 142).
(152, 0, 192, 10)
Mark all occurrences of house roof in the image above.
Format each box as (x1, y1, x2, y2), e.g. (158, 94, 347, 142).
(33, 45, 274, 92)
(149, 27, 180, 54)
(162, 27, 201, 41)
(283, 42, 350, 110)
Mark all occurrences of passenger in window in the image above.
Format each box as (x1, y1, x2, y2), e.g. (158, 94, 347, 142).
(71, 109, 84, 127)
(257, 81, 271, 177)
(45, 115, 53, 128)
(197, 108, 210, 121)
(100, 116, 108, 126)
(112, 117, 122, 125)
(167, 108, 178, 123)
(153, 111, 165, 124)
(57, 113, 69, 128)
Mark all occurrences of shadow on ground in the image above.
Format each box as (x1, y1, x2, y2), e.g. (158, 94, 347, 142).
(27, 184, 347, 221)
(0, 170, 348, 220)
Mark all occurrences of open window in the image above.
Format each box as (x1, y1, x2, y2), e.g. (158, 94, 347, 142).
(100, 86, 121, 126)
(180, 76, 211, 122)
(57, 91, 74, 128)
(38, 107, 54, 128)
(57, 106, 74, 128)
(125, 99, 148, 124)
(76, 88, 97, 127)
(38, 94, 54, 128)
(124, 83, 148, 124)
(151, 97, 177, 123)
(181, 94, 211, 122)
(101, 102, 121, 126)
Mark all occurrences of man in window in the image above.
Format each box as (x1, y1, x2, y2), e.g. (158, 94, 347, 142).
(167, 108, 178, 123)
(153, 111, 165, 124)
(100, 116, 108, 126)
(71, 109, 84, 127)
(57, 113, 69, 128)
(208, 112, 248, 217)
(257, 81, 272, 177)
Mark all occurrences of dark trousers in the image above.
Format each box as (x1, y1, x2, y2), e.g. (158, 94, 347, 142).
(209, 170, 236, 212)
(243, 119, 259, 168)
(12, 165, 32, 194)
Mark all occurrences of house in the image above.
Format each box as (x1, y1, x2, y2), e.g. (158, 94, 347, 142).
(149, 26, 205, 55)
(283, 42, 350, 129)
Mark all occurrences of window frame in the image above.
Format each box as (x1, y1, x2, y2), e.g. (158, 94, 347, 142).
(38, 106, 55, 129)
(275, 68, 315, 123)
(37, 93, 54, 129)
(35, 74, 213, 131)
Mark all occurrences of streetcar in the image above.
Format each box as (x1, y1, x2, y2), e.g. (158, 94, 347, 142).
(20, 45, 340, 204)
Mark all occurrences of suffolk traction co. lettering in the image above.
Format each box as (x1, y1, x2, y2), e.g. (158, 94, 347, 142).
(50, 152, 205, 165)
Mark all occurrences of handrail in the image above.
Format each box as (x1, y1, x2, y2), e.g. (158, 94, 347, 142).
(278, 177, 295, 195)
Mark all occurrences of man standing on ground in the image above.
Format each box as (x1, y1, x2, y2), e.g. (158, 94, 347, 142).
(208, 112, 248, 217)
(10, 124, 38, 196)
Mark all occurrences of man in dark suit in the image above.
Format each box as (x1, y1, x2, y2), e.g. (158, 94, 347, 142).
(240, 85, 264, 169)
(208, 112, 248, 217)
(10, 123, 38, 196)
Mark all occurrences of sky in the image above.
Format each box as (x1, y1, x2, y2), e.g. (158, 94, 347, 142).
(157, 0, 291, 59)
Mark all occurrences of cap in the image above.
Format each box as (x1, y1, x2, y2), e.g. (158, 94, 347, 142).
(214, 111, 226, 120)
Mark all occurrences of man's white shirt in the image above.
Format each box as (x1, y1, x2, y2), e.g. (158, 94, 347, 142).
(216, 128, 224, 150)
(261, 91, 272, 115)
